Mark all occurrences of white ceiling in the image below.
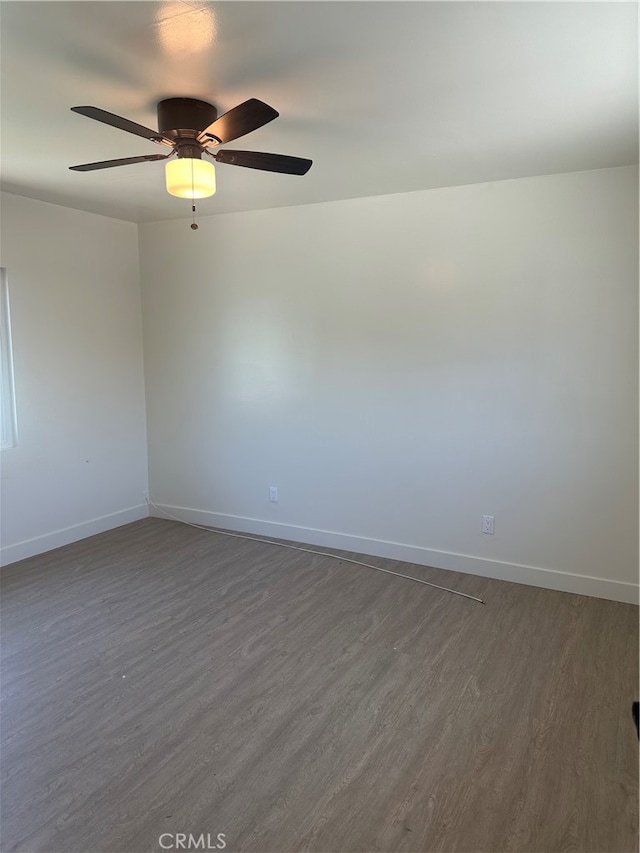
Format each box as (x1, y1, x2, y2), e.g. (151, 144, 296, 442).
(1, 1, 637, 223)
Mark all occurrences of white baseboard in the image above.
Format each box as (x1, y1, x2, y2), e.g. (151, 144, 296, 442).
(0, 504, 150, 567)
(151, 503, 639, 605)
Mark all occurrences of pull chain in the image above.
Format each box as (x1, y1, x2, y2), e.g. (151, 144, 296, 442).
(190, 158, 198, 230)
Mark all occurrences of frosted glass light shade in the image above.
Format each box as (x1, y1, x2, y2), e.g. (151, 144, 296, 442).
(165, 158, 216, 199)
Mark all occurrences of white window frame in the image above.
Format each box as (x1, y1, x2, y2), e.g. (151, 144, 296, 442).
(0, 268, 18, 449)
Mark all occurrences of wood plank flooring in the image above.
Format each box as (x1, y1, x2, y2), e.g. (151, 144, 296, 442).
(1, 518, 638, 853)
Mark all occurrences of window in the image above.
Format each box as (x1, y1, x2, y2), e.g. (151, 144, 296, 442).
(0, 269, 17, 449)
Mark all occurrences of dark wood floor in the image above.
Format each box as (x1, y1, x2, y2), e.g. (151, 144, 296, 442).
(1, 518, 637, 853)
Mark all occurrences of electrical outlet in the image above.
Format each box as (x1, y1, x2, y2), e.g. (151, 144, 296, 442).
(142, 490, 149, 503)
(269, 486, 278, 503)
(482, 515, 495, 535)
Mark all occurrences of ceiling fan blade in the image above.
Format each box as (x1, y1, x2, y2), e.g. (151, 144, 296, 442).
(71, 106, 171, 145)
(198, 99, 279, 145)
(213, 150, 312, 175)
(69, 153, 172, 172)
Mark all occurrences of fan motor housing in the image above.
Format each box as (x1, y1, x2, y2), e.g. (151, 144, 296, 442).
(157, 98, 217, 140)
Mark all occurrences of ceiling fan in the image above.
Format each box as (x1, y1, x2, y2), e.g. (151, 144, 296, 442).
(69, 97, 312, 201)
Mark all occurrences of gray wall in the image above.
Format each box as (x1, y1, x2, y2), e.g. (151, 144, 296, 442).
(139, 166, 639, 603)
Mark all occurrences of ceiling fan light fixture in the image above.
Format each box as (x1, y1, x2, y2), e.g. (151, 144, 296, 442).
(165, 157, 216, 199)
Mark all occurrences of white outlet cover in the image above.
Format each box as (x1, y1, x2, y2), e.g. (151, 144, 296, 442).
(482, 515, 495, 534)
